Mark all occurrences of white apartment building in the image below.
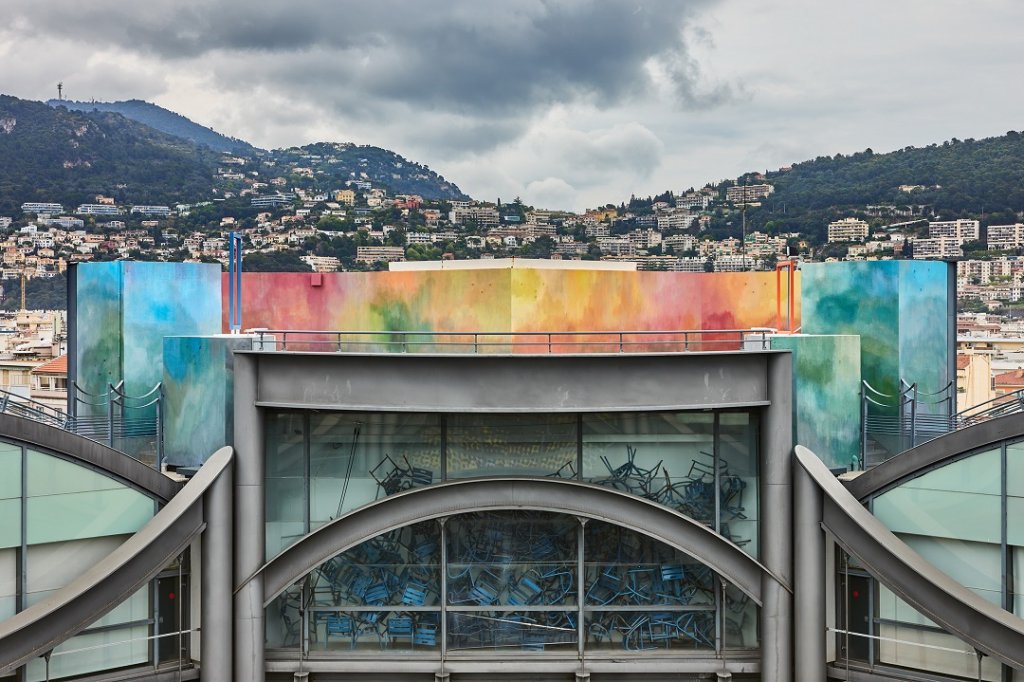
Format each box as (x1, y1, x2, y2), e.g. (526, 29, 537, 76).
(725, 184, 774, 203)
(929, 219, 980, 242)
(912, 236, 963, 259)
(827, 218, 869, 243)
(663, 234, 697, 253)
(628, 229, 663, 250)
(356, 246, 406, 264)
(988, 223, 1024, 250)
(301, 255, 342, 273)
(656, 210, 696, 232)
(596, 237, 635, 256)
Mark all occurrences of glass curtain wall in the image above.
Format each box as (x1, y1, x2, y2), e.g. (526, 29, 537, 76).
(265, 512, 760, 658)
(264, 410, 760, 563)
(849, 437, 1024, 681)
(0, 438, 183, 681)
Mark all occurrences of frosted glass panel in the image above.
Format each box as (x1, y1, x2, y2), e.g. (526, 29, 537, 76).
(448, 413, 574, 478)
(25, 624, 149, 682)
(0, 498, 20, 549)
(27, 536, 128, 603)
(0, 443, 20, 549)
(0, 442, 20, 499)
(1007, 439, 1024, 497)
(874, 449, 1000, 543)
(0, 547, 15, 620)
(25, 450, 153, 545)
(901, 535, 1001, 605)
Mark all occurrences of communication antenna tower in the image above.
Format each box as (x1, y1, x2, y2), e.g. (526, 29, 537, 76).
(57, 82, 63, 100)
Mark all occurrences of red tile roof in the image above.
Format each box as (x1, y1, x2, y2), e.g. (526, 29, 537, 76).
(994, 368, 1024, 386)
(32, 355, 67, 375)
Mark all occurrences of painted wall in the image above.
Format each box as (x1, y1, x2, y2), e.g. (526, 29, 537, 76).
(770, 334, 862, 469)
(72, 262, 222, 414)
(225, 269, 801, 351)
(800, 261, 954, 414)
(163, 335, 254, 467)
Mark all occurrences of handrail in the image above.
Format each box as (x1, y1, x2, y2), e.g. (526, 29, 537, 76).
(861, 380, 900, 399)
(248, 328, 780, 354)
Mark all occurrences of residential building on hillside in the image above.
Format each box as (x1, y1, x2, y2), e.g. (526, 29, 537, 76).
(912, 236, 963, 259)
(988, 223, 1024, 250)
(929, 219, 980, 242)
(20, 202, 63, 214)
(725, 184, 774, 203)
(827, 217, 870, 243)
(75, 204, 121, 216)
(355, 245, 406, 264)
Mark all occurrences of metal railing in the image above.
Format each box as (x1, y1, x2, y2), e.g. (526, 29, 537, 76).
(68, 381, 165, 468)
(0, 382, 165, 469)
(860, 379, 956, 468)
(249, 328, 779, 354)
(860, 379, 1024, 468)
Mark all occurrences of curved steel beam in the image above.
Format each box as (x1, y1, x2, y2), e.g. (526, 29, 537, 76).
(847, 413, 1024, 500)
(252, 477, 787, 607)
(0, 447, 233, 675)
(0, 413, 179, 502)
(796, 445, 1024, 669)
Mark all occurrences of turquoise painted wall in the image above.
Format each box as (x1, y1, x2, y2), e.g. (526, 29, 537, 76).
(801, 261, 953, 417)
(73, 262, 222, 418)
(771, 334, 862, 469)
(163, 335, 254, 467)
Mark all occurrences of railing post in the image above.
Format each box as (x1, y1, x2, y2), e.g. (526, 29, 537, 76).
(107, 383, 115, 449)
(548, 333, 552, 354)
(910, 384, 918, 449)
(401, 332, 407, 353)
(619, 332, 624, 353)
(156, 385, 164, 471)
(860, 382, 868, 470)
(473, 333, 478, 354)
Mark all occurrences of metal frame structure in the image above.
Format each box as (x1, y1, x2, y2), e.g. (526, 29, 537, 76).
(232, 349, 796, 680)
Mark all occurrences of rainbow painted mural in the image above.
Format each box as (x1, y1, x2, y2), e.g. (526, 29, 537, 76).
(224, 269, 802, 350)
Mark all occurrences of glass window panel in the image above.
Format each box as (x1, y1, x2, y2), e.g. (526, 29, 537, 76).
(310, 413, 440, 525)
(901, 534, 1001, 606)
(584, 522, 713, 608)
(723, 582, 759, 649)
(1006, 439, 1024, 497)
(0, 442, 20, 499)
(266, 476, 306, 561)
(877, 584, 999, 681)
(1015, 546, 1024, 619)
(24, 624, 149, 682)
(0, 498, 19, 549)
(583, 412, 715, 524)
(874, 448, 1000, 544)
(448, 512, 576, 607)
(265, 411, 307, 560)
(719, 412, 759, 556)
(26, 536, 129, 606)
(24, 449, 153, 545)
(447, 414, 576, 478)
(310, 610, 441, 653)
(310, 521, 440, 608)
(26, 489, 153, 546)
(0, 548, 15, 621)
(448, 611, 575, 653)
(584, 610, 714, 651)
(266, 587, 302, 650)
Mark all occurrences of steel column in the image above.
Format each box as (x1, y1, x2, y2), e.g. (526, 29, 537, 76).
(233, 353, 265, 682)
(794, 460, 825, 681)
(760, 352, 793, 680)
(202, 453, 233, 680)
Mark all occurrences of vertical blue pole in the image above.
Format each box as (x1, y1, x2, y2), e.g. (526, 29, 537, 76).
(229, 232, 242, 333)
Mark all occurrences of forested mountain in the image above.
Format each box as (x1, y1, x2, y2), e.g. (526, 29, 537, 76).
(48, 98, 258, 155)
(0, 95, 219, 211)
(271, 142, 467, 200)
(712, 132, 1024, 242)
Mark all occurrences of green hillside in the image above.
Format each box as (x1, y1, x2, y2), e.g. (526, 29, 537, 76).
(48, 98, 259, 155)
(0, 95, 219, 212)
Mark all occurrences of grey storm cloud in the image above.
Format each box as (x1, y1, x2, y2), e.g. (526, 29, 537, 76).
(6, 0, 728, 119)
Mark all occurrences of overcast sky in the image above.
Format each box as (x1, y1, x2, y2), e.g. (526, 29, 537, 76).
(2, 1, 1021, 211)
